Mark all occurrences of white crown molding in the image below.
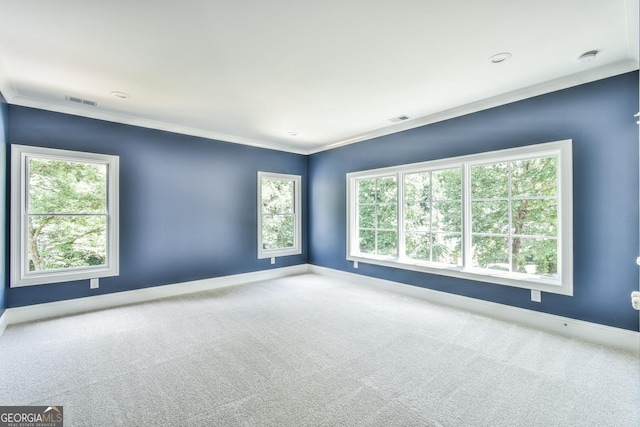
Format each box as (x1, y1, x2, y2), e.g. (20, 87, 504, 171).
(308, 265, 640, 354)
(308, 59, 640, 154)
(1, 59, 637, 156)
(4, 93, 309, 155)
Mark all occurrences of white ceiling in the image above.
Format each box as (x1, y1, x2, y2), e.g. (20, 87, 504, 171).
(0, 0, 637, 154)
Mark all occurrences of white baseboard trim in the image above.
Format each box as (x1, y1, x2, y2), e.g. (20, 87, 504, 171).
(0, 310, 8, 338)
(2, 265, 309, 329)
(3, 264, 638, 354)
(309, 265, 640, 354)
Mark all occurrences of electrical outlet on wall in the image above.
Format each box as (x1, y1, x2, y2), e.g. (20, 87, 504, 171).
(90, 278, 99, 289)
(632, 291, 640, 311)
(531, 289, 541, 302)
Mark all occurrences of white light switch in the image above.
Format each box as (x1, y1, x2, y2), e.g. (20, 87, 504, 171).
(90, 278, 99, 289)
(270, 257, 275, 265)
(354, 261, 358, 269)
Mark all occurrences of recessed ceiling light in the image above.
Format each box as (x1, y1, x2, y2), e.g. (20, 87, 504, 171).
(489, 52, 512, 64)
(577, 50, 598, 63)
(288, 131, 298, 136)
(111, 91, 130, 99)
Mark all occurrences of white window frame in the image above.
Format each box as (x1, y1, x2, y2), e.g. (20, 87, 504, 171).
(11, 145, 120, 287)
(257, 171, 302, 259)
(347, 140, 573, 295)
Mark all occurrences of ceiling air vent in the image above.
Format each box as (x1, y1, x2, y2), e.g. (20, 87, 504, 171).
(388, 115, 410, 123)
(66, 96, 97, 107)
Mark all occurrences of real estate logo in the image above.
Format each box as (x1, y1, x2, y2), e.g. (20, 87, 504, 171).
(0, 406, 63, 427)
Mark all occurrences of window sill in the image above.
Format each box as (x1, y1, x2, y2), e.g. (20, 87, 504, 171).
(12, 266, 119, 287)
(258, 248, 302, 259)
(347, 254, 572, 296)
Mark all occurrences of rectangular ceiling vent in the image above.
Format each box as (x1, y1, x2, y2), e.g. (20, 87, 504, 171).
(66, 96, 97, 107)
(388, 115, 410, 123)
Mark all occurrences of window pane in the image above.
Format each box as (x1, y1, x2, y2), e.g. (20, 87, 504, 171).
(262, 214, 294, 250)
(432, 168, 461, 201)
(358, 179, 376, 204)
(471, 163, 509, 199)
(377, 203, 397, 229)
(405, 232, 462, 266)
(28, 215, 107, 272)
(359, 205, 376, 228)
(404, 172, 430, 203)
(405, 202, 430, 231)
(511, 157, 557, 198)
(471, 200, 509, 234)
(377, 177, 397, 203)
(262, 179, 293, 214)
(512, 199, 557, 236)
(406, 232, 430, 261)
(471, 235, 509, 271)
(359, 230, 376, 254)
(28, 158, 107, 214)
(432, 201, 461, 232)
(513, 238, 558, 277)
(433, 233, 462, 266)
(377, 231, 397, 256)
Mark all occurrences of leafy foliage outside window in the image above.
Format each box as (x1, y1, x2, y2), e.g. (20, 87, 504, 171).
(404, 168, 462, 266)
(470, 157, 558, 277)
(27, 158, 108, 272)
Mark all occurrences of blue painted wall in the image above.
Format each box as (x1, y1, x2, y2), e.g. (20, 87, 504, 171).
(6, 106, 308, 307)
(3, 73, 638, 332)
(309, 71, 640, 331)
(0, 92, 6, 318)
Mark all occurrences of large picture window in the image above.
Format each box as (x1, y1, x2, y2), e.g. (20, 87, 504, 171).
(347, 140, 572, 295)
(257, 172, 302, 259)
(11, 145, 119, 287)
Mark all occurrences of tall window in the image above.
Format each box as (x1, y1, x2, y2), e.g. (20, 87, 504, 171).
(470, 157, 558, 277)
(404, 168, 462, 266)
(258, 172, 302, 259)
(357, 176, 397, 256)
(11, 145, 119, 287)
(347, 140, 572, 295)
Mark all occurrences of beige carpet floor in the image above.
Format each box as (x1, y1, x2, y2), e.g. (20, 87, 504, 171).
(0, 274, 638, 426)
